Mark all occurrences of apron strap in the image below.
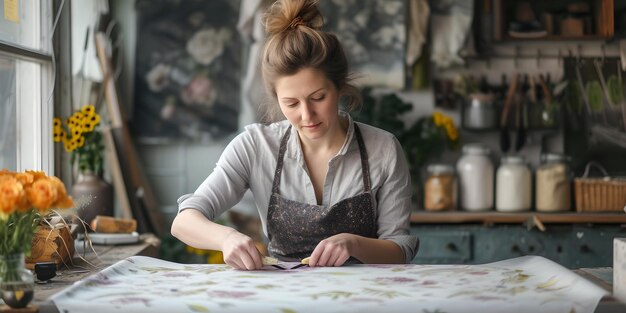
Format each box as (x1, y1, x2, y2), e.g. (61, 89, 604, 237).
(271, 125, 292, 195)
(272, 124, 371, 195)
(353, 124, 371, 192)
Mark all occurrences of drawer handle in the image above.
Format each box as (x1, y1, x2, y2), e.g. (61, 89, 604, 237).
(511, 245, 521, 253)
(446, 243, 458, 252)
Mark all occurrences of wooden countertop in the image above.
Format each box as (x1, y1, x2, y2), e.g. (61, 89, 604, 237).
(411, 211, 626, 225)
(573, 268, 626, 313)
(33, 233, 160, 313)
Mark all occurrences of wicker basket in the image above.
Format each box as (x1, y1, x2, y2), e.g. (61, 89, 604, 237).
(25, 224, 75, 269)
(574, 162, 626, 212)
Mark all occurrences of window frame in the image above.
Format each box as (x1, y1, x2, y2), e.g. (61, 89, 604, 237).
(0, 1, 54, 173)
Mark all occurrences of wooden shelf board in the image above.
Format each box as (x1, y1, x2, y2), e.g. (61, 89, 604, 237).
(501, 35, 612, 42)
(411, 212, 626, 224)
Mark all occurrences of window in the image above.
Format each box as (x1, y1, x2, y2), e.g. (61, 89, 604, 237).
(0, 0, 54, 172)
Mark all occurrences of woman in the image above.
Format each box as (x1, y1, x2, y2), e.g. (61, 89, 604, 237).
(171, 0, 418, 270)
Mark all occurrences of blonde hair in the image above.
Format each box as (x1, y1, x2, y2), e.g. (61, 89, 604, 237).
(260, 0, 361, 122)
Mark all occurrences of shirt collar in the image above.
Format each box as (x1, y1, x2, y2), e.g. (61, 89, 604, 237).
(286, 111, 355, 160)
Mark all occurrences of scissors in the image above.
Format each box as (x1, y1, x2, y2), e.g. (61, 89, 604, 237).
(263, 256, 310, 270)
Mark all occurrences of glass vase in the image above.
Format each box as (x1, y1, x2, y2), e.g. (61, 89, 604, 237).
(0, 253, 35, 308)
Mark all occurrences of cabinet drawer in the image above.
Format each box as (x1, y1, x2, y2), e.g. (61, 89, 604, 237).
(411, 230, 472, 263)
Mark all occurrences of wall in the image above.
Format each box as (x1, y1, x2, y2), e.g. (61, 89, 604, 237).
(111, 0, 254, 225)
(111, 1, 622, 225)
(399, 41, 621, 170)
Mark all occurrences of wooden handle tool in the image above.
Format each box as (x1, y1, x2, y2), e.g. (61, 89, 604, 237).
(262, 256, 279, 265)
(501, 74, 519, 127)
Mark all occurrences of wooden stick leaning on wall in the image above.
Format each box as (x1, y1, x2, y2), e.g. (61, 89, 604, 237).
(101, 125, 133, 220)
(95, 31, 164, 237)
(103, 124, 151, 233)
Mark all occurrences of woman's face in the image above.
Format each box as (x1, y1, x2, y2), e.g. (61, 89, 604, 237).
(275, 68, 341, 142)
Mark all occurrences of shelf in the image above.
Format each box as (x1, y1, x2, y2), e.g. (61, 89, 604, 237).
(411, 211, 626, 224)
(492, 0, 615, 42)
(501, 35, 611, 42)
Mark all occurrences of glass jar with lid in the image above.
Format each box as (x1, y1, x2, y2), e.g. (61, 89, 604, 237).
(496, 155, 532, 212)
(535, 153, 572, 212)
(456, 144, 494, 211)
(424, 164, 457, 211)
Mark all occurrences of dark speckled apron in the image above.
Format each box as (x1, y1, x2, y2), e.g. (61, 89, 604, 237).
(267, 124, 377, 261)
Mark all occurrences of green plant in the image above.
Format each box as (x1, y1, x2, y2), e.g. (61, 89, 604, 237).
(351, 89, 459, 180)
(352, 87, 412, 138)
(400, 111, 459, 177)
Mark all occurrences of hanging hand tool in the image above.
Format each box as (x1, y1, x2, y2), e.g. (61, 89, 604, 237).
(515, 75, 529, 152)
(500, 73, 519, 153)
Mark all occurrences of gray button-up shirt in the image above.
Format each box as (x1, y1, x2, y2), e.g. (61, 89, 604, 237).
(178, 113, 418, 262)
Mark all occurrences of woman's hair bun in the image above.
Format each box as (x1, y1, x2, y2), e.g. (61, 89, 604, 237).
(263, 0, 324, 35)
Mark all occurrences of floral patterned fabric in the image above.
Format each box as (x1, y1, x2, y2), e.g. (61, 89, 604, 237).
(51, 255, 608, 313)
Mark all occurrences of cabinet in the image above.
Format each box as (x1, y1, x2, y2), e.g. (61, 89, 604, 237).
(492, 0, 614, 41)
(410, 212, 626, 268)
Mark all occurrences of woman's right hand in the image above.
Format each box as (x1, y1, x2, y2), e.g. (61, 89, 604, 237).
(221, 230, 263, 270)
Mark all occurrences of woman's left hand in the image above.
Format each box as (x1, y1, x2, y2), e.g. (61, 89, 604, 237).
(308, 233, 357, 267)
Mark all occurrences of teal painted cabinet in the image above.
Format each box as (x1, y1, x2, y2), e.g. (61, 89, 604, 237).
(410, 224, 626, 268)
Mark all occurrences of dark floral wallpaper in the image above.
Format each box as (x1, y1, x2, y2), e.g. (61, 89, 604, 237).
(134, 0, 241, 141)
(318, 0, 406, 89)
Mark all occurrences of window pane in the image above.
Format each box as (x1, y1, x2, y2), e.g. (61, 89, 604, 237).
(0, 1, 42, 51)
(0, 56, 16, 170)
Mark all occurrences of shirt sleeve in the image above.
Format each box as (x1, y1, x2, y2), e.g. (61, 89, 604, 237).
(177, 131, 256, 221)
(375, 135, 419, 263)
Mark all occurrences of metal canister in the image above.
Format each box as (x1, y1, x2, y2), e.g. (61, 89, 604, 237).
(462, 93, 498, 130)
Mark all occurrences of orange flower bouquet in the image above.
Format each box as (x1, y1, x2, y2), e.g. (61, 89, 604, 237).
(0, 169, 74, 308)
(0, 170, 74, 308)
(0, 170, 74, 256)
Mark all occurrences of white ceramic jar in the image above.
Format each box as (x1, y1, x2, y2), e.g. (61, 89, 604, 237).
(496, 156, 532, 212)
(456, 144, 494, 211)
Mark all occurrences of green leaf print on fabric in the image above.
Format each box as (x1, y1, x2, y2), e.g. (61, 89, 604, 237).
(188, 304, 210, 312)
(97, 292, 142, 299)
(317, 272, 354, 276)
(172, 288, 208, 297)
(536, 276, 571, 291)
(362, 288, 410, 299)
(500, 272, 531, 284)
(498, 286, 528, 296)
(182, 265, 230, 275)
(141, 266, 177, 274)
(369, 277, 418, 285)
(448, 290, 481, 298)
(200, 280, 217, 286)
(217, 302, 235, 308)
(310, 291, 356, 300)
(112, 268, 125, 275)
